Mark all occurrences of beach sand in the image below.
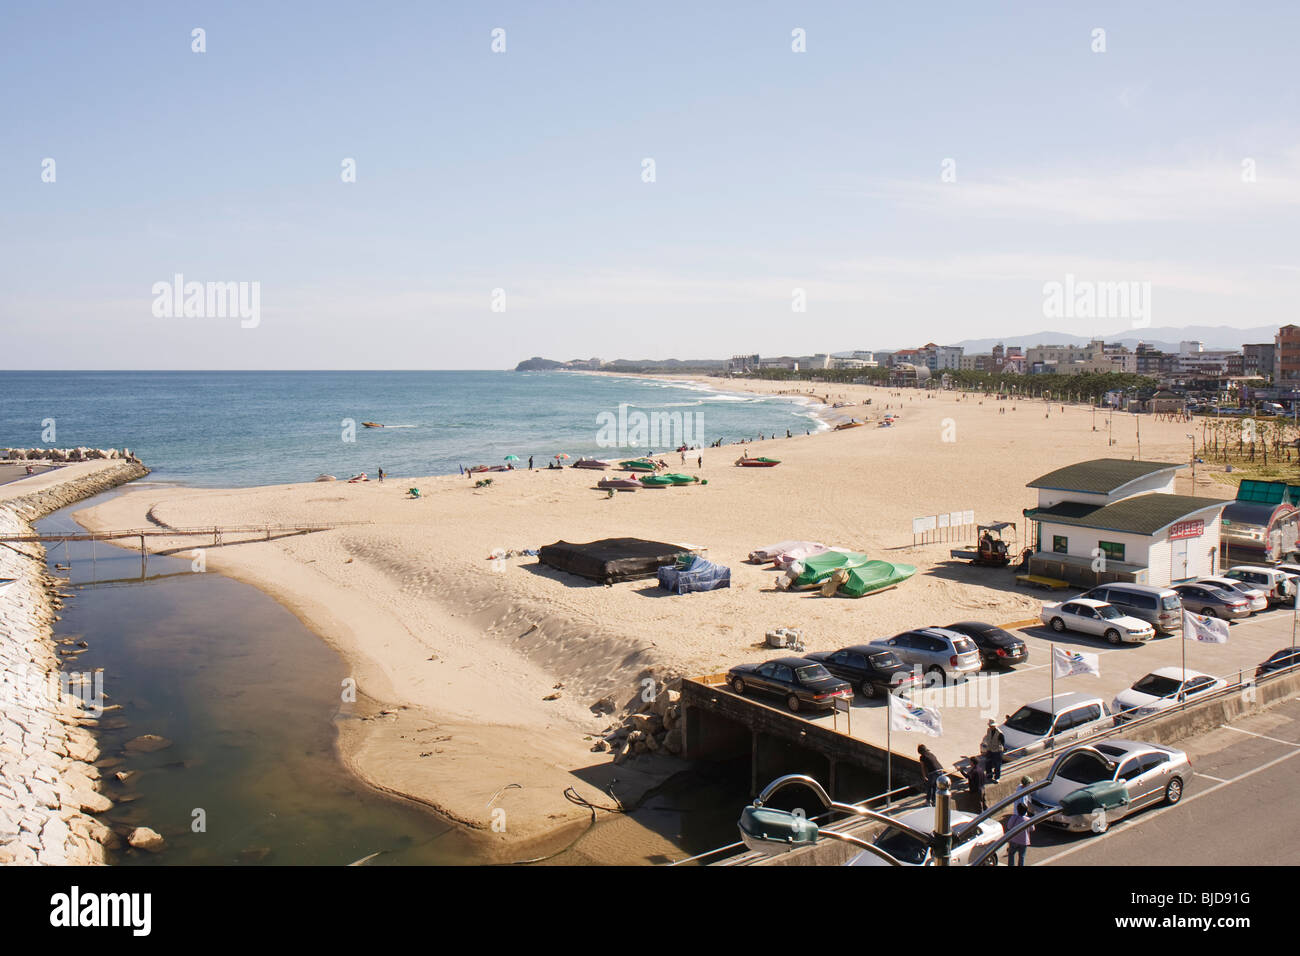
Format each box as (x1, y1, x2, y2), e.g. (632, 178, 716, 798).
(75, 378, 1230, 861)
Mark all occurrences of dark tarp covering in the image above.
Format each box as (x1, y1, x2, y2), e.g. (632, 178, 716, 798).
(657, 555, 731, 594)
(538, 538, 690, 584)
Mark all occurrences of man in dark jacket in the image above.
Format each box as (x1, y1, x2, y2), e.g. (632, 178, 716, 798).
(964, 754, 988, 813)
(918, 744, 943, 806)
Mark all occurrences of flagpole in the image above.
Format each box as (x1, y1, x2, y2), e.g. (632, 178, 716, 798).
(886, 694, 892, 807)
(1050, 644, 1055, 757)
(1181, 615, 1188, 711)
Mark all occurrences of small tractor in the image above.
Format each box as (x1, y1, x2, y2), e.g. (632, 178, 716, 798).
(950, 522, 1018, 567)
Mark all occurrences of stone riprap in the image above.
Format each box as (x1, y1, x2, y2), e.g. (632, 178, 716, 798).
(0, 458, 149, 865)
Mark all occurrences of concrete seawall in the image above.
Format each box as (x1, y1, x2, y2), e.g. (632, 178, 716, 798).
(0, 458, 148, 865)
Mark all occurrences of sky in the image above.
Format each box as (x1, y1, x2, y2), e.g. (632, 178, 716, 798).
(2, 1, 1298, 369)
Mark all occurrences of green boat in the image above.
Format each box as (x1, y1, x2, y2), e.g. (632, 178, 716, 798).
(639, 474, 675, 487)
(788, 550, 872, 589)
(620, 459, 657, 472)
(662, 473, 700, 485)
(838, 561, 917, 597)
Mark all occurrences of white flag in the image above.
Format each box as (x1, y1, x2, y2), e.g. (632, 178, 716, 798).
(1183, 609, 1228, 644)
(888, 692, 942, 736)
(1052, 644, 1101, 679)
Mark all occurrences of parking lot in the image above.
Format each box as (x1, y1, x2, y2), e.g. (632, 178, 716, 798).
(791, 603, 1299, 769)
(1035, 695, 1300, 865)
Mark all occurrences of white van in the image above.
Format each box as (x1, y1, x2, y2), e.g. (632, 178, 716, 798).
(998, 692, 1113, 759)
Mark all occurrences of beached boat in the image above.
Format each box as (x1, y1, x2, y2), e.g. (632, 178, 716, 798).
(314, 474, 337, 482)
(638, 474, 678, 487)
(573, 458, 613, 470)
(598, 477, 642, 491)
(619, 459, 657, 472)
(361, 422, 383, 428)
(782, 550, 872, 589)
(837, 561, 917, 597)
(661, 473, 700, 485)
(831, 402, 855, 409)
(735, 457, 781, 467)
(467, 464, 510, 474)
(834, 421, 865, 431)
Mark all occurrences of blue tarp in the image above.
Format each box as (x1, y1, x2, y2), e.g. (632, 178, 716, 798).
(657, 555, 731, 594)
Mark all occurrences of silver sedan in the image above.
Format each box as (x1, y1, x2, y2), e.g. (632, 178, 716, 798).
(1029, 740, 1190, 833)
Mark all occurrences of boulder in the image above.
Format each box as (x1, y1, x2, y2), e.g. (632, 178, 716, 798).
(123, 734, 172, 754)
(127, 827, 165, 852)
(663, 728, 683, 754)
(651, 688, 680, 717)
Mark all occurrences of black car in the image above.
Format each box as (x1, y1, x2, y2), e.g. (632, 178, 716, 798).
(726, 656, 853, 713)
(805, 645, 919, 698)
(1257, 647, 1300, 679)
(943, 621, 1028, 668)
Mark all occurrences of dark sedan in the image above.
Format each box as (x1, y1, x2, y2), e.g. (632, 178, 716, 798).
(805, 645, 919, 698)
(943, 621, 1028, 668)
(726, 657, 853, 713)
(1257, 647, 1300, 679)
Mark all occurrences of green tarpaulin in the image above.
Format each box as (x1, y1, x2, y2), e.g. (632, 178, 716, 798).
(789, 551, 872, 588)
(839, 561, 917, 597)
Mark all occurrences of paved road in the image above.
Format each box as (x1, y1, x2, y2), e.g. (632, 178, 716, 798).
(1029, 696, 1300, 866)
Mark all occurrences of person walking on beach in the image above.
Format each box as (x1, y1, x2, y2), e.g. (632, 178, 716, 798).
(1006, 801, 1033, 866)
(697, 455, 702, 469)
(981, 719, 1005, 783)
(528, 456, 533, 470)
(963, 754, 988, 812)
(377, 467, 385, 484)
(918, 745, 943, 806)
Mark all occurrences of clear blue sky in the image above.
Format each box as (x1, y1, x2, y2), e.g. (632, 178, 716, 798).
(3, 1, 1298, 368)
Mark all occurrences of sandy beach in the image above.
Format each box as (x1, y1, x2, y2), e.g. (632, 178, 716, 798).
(74, 377, 1231, 861)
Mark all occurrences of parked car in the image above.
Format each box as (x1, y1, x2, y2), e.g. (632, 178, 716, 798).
(1224, 565, 1295, 605)
(943, 621, 1029, 668)
(1112, 667, 1228, 721)
(998, 692, 1113, 759)
(1170, 582, 1251, 620)
(1040, 598, 1155, 645)
(1078, 583, 1182, 634)
(726, 657, 853, 713)
(1028, 741, 1190, 833)
(846, 807, 1002, 866)
(1256, 647, 1300, 679)
(868, 627, 982, 684)
(804, 645, 919, 698)
(1196, 575, 1268, 614)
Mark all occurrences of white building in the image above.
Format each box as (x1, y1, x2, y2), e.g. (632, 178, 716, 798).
(1024, 459, 1227, 587)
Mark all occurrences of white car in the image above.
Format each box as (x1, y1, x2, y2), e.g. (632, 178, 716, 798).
(1225, 566, 1294, 605)
(1041, 598, 1155, 645)
(1029, 741, 1191, 832)
(846, 807, 1002, 866)
(1112, 666, 1228, 722)
(998, 691, 1113, 759)
(1197, 576, 1268, 614)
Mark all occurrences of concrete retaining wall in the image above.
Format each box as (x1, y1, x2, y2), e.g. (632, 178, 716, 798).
(0, 459, 149, 865)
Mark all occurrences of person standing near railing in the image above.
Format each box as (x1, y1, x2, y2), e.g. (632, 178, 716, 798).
(918, 745, 943, 806)
(981, 719, 1005, 783)
(1005, 801, 1033, 866)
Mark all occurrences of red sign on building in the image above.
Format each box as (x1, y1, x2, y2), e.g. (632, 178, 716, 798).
(1170, 519, 1204, 541)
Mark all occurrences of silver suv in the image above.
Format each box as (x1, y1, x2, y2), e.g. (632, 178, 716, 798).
(868, 627, 982, 684)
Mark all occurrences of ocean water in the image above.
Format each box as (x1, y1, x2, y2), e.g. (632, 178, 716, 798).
(0, 371, 823, 487)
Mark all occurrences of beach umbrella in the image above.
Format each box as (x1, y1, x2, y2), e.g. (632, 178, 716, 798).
(504, 455, 519, 462)
(554, 453, 570, 459)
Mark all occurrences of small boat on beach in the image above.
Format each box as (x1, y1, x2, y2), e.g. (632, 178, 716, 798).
(735, 457, 781, 467)
(831, 402, 854, 409)
(467, 464, 510, 474)
(573, 458, 613, 470)
(598, 477, 642, 491)
(361, 422, 384, 428)
(641, 473, 700, 487)
(314, 474, 337, 482)
(619, 459, 658, 472)
(834, 421, 865, 431)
